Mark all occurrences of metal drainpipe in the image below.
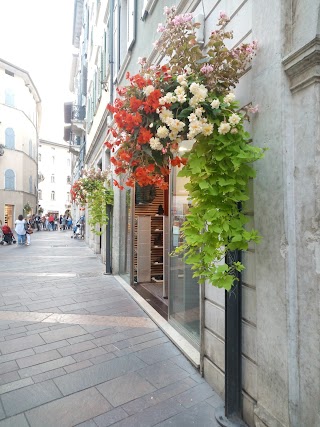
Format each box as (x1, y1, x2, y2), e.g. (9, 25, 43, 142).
(216, 249, 244, 427)
(225, 249, 242, 418)
(105, 204, 112, 274)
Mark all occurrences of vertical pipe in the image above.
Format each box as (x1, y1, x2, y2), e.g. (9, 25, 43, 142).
(199, 282, 205, 376)
(224, 249, 242, 417)
(105, 204, 112, 274)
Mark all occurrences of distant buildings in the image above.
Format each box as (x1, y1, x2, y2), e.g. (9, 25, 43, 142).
(0, 58, 41, 228)
(38, 139, 72, 217)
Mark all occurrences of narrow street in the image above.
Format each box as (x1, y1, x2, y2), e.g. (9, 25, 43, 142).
(0, 230, 222, 427)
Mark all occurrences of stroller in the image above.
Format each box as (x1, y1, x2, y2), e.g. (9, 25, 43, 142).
(71, 223, 83, 239)
(0, 225, 16, 245)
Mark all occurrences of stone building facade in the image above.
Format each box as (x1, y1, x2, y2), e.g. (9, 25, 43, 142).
(38, 139, 72, 217)
(0, 58, 41, 228)
(67, 1, 320, 426)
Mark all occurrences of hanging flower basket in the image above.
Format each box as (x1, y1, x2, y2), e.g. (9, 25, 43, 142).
(106, 8, 264, 290)
(71, 168, 113, 235)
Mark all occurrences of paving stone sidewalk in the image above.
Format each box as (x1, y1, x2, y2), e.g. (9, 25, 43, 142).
(0, 230, 223, 426)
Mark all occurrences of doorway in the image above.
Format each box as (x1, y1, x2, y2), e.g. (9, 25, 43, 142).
(4, 204, 14, 229)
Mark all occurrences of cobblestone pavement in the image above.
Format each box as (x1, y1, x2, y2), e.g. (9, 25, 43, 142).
(0, 230, 222, 426)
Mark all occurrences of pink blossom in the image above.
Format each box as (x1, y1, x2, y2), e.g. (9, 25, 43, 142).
(248, 104, 259, 114)
(200, 64, 214, 74)
(164, 6, 175, 16)
(157, 23, 166, 33)
(219, 11, 229, 20)
(172, 13, 193, 26)
(137, 57, 146, 65)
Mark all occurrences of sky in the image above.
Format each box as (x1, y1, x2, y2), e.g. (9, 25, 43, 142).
(0, 0, 74, 141)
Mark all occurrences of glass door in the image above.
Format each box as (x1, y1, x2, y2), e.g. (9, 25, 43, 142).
(169, 144, 200, 347)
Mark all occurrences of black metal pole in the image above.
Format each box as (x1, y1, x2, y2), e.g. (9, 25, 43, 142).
(225, 248, 242, 418)
(105, 204, 112, 274)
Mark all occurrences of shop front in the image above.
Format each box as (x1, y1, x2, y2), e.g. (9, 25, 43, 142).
(119, 146, 200, 350)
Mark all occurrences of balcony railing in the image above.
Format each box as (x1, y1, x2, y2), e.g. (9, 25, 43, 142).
(72, 105, 86, 121)
(64, 103, 86, 124)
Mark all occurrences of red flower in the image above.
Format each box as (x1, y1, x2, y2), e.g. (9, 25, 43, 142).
(118, 150, 132, 162)
(144, 89, 161, 113)
(130, 97, 143, 112)
(137, 128, 153, 144)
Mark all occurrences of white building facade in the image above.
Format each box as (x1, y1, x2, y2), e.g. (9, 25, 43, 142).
(67, 1, 320, 426)
(38, 139, 72, 217)
(0, 58, 41, 229)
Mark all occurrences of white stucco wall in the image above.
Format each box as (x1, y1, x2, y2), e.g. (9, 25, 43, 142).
(38, 140, 72, 216)
(0, 63, 40, 223)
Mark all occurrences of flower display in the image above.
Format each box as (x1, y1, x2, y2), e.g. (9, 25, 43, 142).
(106, 8, 257, 190)
(105, 7, 264, 290)
(71, 168, 113, 235)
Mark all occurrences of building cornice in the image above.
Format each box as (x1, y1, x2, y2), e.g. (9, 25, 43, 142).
(39, 139, 71, 150)
(0, 57, 41, 103)
(283, 36, 320, 93)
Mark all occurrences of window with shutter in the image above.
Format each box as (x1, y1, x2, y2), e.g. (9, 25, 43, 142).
(5, 88, 14, 107)
(5, 169, 15, 190)
(113, 1, 119, 82)
(127, 0, 136, 50)
(82, 65, 88, 97)
(5, 128, 15, 149)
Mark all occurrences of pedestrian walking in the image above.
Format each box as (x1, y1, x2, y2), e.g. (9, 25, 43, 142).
(14, 214, 26, 245)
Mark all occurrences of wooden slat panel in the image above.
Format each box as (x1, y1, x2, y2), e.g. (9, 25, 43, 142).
(134, 188, 164, 281)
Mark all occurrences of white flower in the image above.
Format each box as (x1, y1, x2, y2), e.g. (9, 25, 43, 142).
(159, 108, 173, 123)
(188, 113, 198, 122)
(188, 120, 203, 136)
(202, 123, 214, 136)
(177, 94, 187, 103)
(223, 93, 236, 104)
(228, 113, 241, 125)
(189, 83, 208, 101)
(159, 92, 177, 104)
(211, 99, 220, 109)
(156, 126, 169, 139)
(189, 82, 200, 95)
(169, 131, 179, 141)
(166, 118, 185, 133)
(149, 137, 163, 150)
(174, 86, 185, 96)
(143, 85, 155, 96)
(230, 128, 238, 134)
(218, 122, 231, 135)
(195, 107, 204, 117)
(189, 96, 200, 107)
(177, 75, 188, 86)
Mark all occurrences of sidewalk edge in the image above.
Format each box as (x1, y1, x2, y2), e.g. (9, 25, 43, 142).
(114, 275, 200, 368)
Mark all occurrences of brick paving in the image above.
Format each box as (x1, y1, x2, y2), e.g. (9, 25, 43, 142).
(0, 230, 222, 426)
